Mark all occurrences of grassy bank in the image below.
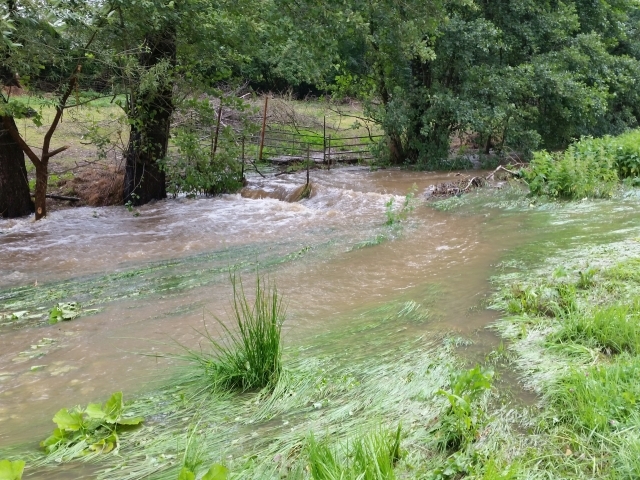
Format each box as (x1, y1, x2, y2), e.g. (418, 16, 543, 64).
(488, 227, 640, 478)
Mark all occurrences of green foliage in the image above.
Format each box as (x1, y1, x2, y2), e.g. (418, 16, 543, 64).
(0, 460, 25, 480)
(526, 130, 640, 199)
(613, 130, 640, 179)
(506, 282, 577, 317)
(41, 392, 143, 457)
(164, 98, 256, 196)
(307, 427, 402, 480)
(525, 137, 619, 199)
(384, 186, 417, 226)
(432, 366, 493, 452)
(188, 275, 284, 391)
(49, 302, 79, 324)
(547, 355, 640, 433)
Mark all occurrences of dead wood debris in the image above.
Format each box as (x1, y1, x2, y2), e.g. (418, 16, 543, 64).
(425, 164, 523, 199)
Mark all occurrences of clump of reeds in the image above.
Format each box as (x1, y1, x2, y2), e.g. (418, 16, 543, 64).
(188, 274, 285, 391)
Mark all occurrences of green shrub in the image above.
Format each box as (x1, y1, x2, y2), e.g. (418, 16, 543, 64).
(525, 130, 640, 199)
(189, 275, 284, 391)
(613, 130, 640, 179)
(526, 136, 619, 199)
(432, 366, 493, 452)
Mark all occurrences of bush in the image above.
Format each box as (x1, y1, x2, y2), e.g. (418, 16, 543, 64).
(525, 137, 619, 199)
(613, 130, 640, 179)
(525, 130, 640, 199)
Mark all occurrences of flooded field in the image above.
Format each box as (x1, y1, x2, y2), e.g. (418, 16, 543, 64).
(2, 168, 640, 478)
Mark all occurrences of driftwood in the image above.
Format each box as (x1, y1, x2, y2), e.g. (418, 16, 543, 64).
(425, 164, 524, 199)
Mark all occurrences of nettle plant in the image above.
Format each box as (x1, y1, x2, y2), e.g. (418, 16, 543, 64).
(41, 392, 143, 457)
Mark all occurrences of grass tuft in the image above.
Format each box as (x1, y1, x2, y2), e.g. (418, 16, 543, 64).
(551, 302, 640, 355)
(307, 426, 402, 480)
(186, 274, 284, 392)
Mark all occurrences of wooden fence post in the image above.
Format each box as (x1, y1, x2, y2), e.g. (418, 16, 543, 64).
(258, 96, 269, 161)
(240, 137, 245, 182)
(306, 144, 310, 185)
(211, 101, 222, 165)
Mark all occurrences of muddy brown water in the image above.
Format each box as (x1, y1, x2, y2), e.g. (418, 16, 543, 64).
(0, 168, 534, 452)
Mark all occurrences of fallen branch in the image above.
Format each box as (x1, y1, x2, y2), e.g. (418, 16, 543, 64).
(42, 194, 81, 202)
(485, 164, 521, 181)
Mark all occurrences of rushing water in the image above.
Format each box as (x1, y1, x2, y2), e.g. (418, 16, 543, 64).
(2, 167, 638, 457)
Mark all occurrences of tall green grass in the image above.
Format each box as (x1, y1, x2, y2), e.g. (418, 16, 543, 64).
(551, 303, 640, 355)
(186, 275, 284, 391)
(546, 355, 640, 433)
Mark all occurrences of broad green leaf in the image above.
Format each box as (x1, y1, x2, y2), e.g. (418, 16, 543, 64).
(102, 392, 124, 423)
(202, 464, 228, 480)
(177, 467, 196, 480)
(40, 428, 66, 450)
(85, 403, 105, 420)
(117, 416, 144, 426)
(52, 408, 84, 431)
(0, 459, 25, 480)
(88, 433, 118, 454)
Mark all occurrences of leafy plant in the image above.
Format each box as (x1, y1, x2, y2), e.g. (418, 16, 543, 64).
(187, 274, 285, 391)
(525, 136, 619, 199)
(0, 460, 25, 480)
(613, 130, 640, 179)
(432, 366, 493, 452)
(178, 464, 228, 480)
(48, 302, 98, 324)
(41, 392, 143, 457)
(385, 185, 417, 226)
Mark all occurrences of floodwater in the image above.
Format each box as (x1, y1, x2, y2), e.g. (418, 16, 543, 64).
(2, 167, 633, 458)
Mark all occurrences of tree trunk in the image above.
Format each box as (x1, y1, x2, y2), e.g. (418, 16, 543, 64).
(123, 25, 176, 206)
(0, 116, 33, 218)
(388, 134, 405, 165)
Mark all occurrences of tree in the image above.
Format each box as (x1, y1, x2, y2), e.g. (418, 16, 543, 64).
(0, 0, 106, 219)
(123, 23, 176, 205)
(0, 2, 31, 218)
